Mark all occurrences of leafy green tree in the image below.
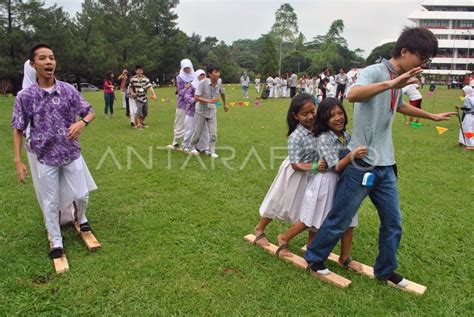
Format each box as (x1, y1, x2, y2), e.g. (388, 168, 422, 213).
(258, 34, 278, 76)
(367, 42, 395, 65)
(271, 3, 298, 75)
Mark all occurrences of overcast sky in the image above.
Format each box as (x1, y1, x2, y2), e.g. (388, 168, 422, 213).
(44, 0, 423, 57)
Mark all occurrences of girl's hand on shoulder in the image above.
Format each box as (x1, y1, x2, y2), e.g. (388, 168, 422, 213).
(353, 146, 368, 159)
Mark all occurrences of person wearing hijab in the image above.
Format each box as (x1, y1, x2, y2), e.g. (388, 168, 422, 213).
(458, 86, 474, 148)
(169, 59, 195, 149)
(182, 69, 209, 152)
(22, 59, 37, 89)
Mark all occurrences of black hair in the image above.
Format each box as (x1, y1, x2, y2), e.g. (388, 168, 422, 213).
(135, 64, 143, 71)
(105, 71, 114, 81)
(28, 43, 52, 62)
(206, 63, 220, 76)
(313, 97, 348, 137)
(392, 27, 438, 59)
(287, 94, 315, 136)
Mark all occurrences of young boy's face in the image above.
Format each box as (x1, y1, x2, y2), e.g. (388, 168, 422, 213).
(31, 47, 56, 80)
(401, 48, 431, 72)
(209, 70, 220, 81)
(136, 68, 144, 76)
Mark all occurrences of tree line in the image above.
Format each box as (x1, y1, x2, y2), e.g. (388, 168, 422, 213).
(1, 1, 379, 94)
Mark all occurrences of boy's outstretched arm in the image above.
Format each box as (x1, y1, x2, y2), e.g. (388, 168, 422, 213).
(397, 103, 456, 121)
(348, 67, 423, 103)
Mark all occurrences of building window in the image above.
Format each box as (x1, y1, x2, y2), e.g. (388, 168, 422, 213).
(420, 19, 449, 28)
(436, 48, 453, 58)
(452, 34, 474, 40)
(436, 34, 449, 40)
(453, 20, 474, 29)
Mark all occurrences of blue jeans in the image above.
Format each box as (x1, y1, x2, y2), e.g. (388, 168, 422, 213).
(304, 161, 402, 280)
(104, 93, 114, 114)
(241, 86, 248, 98)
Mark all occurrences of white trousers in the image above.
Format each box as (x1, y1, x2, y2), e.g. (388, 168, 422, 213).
(27, 152, 97, 248)
(184, 114, 210, 150)
(121, 90, 126, 109)
(172, 108, 187, 145)
(129, 98, 137, 123)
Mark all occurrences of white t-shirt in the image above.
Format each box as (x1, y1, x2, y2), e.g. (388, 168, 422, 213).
(469, 79, 474, 87)
(402, 84, 422, 101)
(326, 83, 337, 97)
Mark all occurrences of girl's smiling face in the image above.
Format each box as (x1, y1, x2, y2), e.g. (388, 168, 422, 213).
(327, 105, 346, 136)
(293, 101, 317, 130)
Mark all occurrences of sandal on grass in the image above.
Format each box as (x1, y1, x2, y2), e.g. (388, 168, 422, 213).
(275, 244, 289, 257)
(340, 256, 352, 269)
(253, 232, 267, 244)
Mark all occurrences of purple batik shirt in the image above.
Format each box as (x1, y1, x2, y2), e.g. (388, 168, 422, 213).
(177, 76, 193, 111)
(184, 85, 197, 117)
(11, 80, 94, 166)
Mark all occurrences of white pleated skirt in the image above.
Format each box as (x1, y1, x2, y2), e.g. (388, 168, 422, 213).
(300, 171, 358, 230)
(459, 114, 474, 146)
(259, 157, 311, 224)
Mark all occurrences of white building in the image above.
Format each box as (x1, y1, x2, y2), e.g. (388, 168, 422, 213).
(408, 0, 474, 77)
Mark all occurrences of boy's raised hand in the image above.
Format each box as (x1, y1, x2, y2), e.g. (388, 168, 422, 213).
(389, 67, 424, 89)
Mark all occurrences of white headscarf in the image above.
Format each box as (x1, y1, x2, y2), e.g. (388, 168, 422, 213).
(178, 59, 195, 83)
(462, 85, 473, 97)
(192, 69, 206, 88)
(22, 60, 36, 89)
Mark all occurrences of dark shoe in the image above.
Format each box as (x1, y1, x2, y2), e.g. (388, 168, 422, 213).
(49, 247, 64, 259)
(386, 272, 408, 288)
(79, 222, 92, 232)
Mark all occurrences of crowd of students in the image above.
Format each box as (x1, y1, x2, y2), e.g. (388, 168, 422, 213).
(12, 27, 468, 288)
(251, 67, 359, 105)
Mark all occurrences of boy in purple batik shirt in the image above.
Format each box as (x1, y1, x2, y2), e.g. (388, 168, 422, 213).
(12, 43, 97, 259)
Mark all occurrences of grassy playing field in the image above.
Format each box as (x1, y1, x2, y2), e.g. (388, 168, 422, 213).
(0, 84, 472, 315)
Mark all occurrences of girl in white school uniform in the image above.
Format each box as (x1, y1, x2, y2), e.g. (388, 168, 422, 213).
(253, 94, 325, 246)
(277, 98, 367, 264)
(458, 85, 474, 148)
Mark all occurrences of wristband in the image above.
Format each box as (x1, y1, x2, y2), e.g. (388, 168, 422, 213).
(313, 161, 318, 175)
(81, 118, 89, 126)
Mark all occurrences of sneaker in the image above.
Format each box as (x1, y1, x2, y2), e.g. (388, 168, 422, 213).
(308, 262, 331, 275)
(386, 272, 408, 288)
(136, 125, 144, 130)
(210, 153, 219, 158)
(183, 147, 190, 153)
(142, 123, 148, 128)
(203, 150, 212, 156)
(190, 149, 199, 155)
(48, 247, 64, 259)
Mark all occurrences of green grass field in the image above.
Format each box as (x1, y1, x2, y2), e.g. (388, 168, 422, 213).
(0, 84, 472, 315)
